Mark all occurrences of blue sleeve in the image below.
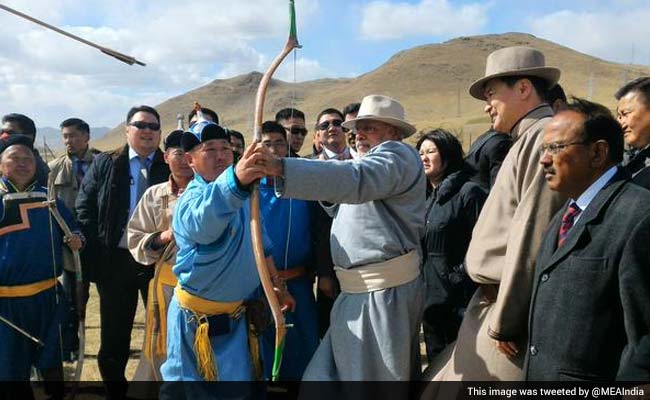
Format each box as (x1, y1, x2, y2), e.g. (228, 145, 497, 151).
(279, 141, 424, 204)
(174, 166, 250, 245)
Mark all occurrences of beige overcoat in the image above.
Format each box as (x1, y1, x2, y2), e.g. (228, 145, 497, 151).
(127, 177, 181, 385)
(427, 104, 566, 381)
(48, 148, 99, 271)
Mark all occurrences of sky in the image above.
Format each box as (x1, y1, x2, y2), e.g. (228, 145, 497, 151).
(0, 0, 648, 128)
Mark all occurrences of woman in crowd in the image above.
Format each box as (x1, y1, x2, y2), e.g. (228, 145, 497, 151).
(417, 129, 487, 361)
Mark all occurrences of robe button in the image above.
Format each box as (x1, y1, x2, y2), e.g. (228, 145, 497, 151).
(540, 273, 549, 282)
(530, 345, 538, 356)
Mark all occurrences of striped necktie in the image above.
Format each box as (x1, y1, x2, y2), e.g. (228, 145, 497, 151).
(557, 203, 581, 248)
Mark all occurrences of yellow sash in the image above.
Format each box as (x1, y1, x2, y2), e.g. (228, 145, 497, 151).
(143, 261, 178, 367)
(0, 278, 56, 297)
(174, 286, 245, 381)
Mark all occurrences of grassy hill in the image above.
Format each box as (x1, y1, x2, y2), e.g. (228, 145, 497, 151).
(93, 32, 650, 152)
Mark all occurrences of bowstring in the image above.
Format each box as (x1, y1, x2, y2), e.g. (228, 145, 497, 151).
(282, 46, 299, 271)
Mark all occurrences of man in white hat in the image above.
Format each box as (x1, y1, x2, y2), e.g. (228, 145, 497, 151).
(426, 46, 566, 382)
(263, 94, 426, 383)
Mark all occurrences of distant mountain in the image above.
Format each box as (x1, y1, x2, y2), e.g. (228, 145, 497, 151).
(94, 32, 650, 152)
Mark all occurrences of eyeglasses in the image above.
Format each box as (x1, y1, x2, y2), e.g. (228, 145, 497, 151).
(1, 129, 17, 136)
(538, 141, 587, 156)
(129, 121, 161, 131)
(316, 119, 343, 131)
(284, 126, 308, 136)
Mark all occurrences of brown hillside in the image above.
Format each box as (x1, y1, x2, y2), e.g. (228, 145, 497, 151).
(94, 32, 650, 152)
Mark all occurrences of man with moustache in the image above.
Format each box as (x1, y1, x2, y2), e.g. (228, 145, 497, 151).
(48, 117, 100, 361)
(263, 94, 425, 384)
(76, 106, 169, 398)
(526, 97, 650, 381)
(427, 46, 566, 382)
(615, 77, 650, 188)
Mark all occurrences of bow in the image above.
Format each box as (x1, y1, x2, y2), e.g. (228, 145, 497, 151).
(45, 186, 85, 394)
(250, 0, 300, 382)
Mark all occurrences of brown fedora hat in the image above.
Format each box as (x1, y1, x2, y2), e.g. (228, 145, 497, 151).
(469, 46, 561, 100)
(341, 94, 416, 138)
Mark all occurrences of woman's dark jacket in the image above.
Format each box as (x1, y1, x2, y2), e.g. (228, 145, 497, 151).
(421, 167, 487, 310)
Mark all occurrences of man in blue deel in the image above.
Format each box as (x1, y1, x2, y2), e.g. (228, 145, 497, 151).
(160, 121, 293, 398)
(0, 135, 82, 397)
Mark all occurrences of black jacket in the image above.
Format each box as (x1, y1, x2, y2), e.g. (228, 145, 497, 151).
(75, 145, 169, 280)
(465, 129, 512, 190)
(525, 171, 650, 381)
(421, 167, 487, 310)
(622, 146, 650, 189)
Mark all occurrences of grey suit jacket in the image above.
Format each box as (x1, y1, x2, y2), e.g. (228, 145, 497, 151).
(525, 170, 650, 381)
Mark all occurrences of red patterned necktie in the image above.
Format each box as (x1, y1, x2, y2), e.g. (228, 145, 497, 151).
(557, 203, 581, 248)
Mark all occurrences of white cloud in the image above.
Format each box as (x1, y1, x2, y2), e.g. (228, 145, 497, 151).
(360, 0, 490, 40)
(0, 0, 323, 127)
(530, 9, 650, 65)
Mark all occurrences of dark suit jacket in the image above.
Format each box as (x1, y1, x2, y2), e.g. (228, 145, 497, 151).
(465, 129, 512, 190)
(75, 145, 169, 281)
(525, 170, 650, 381)
(632, 166, 650, 189)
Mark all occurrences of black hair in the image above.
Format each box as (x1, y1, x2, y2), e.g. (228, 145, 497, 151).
(126, 105, 160, 124)
(229, 130, 245, 147)
(614, 76, 650, 105)
(564, 96, 624, 163)
(188, 107, 219, 124)
(547, 84, 567, 104)
(262, 121, 287, 140)
(500, 75, 549, 102)
(275, 108, 305, 122)
(315, 108, 344, 125)
(342, 103, 361, 117)
(2, 113, 36, 138)
(60, 118, 90, 134)
(416, 129, 465, 179)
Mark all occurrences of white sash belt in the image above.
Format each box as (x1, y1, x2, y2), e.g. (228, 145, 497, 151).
(335, 250, 420, 294)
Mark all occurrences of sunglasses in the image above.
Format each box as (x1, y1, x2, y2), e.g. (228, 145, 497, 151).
(1, 129, 17, 136)
(316, 119, 343, 131)
(129, 121, 161, 131)
(286, 127, 308, 136)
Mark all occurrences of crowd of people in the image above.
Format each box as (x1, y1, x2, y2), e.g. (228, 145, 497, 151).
(0, 45, 649, 399)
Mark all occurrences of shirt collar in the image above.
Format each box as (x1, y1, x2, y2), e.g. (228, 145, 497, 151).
(128, 147, 155, 162)
(323, 146, 349, 159)
(573, 165, 618, 211)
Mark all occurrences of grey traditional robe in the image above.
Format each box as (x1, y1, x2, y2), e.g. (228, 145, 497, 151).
(276, 140, 426, 381)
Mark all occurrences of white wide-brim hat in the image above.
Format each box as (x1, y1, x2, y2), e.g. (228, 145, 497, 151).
(469, 46, 561, 101)
(341, 94, 417, 138)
